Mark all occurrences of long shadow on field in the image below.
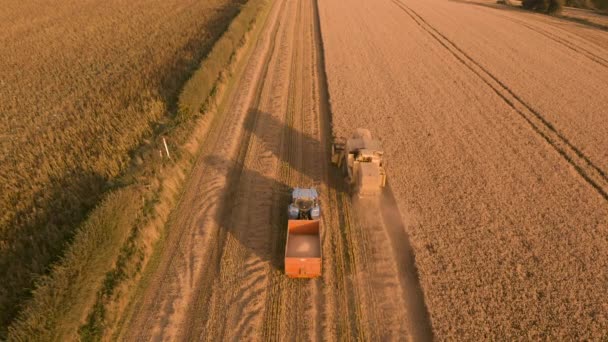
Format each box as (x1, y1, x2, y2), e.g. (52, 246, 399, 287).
(447, 0, 608, 32)
(184, 146, 293, 338)
(201, 108, 333, 271)
(203, 153, 290, 271)
(186, 107, 335, 338)
(223, 108, 434, 339)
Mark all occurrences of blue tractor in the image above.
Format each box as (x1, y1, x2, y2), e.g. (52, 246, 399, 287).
(288, 188, 321, 220)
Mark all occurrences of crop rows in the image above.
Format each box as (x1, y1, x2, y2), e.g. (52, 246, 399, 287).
(0, 0, 244, 333)
(318, 0, 608, 339)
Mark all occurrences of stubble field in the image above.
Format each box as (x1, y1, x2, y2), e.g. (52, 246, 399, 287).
(319, 0, 608, 339)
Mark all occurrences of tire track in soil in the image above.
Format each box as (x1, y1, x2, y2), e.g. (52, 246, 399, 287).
(262, 0, 379, 339)
(278, 0, 314, 337)
(261, 0, 357, 339)
(125, 0, 434, 339)
(259, 0, 304, 338)
(311, 0, 375, 338)
(475, 7, 608, 68)
(192, 0, 299, 339)
(189, 0, 327, 339)
(393, 0, 608, 202)
(306, 0, 367, 338)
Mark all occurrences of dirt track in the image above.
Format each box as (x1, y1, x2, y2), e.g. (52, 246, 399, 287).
(119, 0, 608, 340)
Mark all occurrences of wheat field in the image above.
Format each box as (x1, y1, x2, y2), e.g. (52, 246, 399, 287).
(0, 0, 244, 333)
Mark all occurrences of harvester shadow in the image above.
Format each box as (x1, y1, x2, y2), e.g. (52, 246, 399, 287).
(202, 108, 336, 272)
(200, 144, 326, 335)
(241, 108, 434, 336)
(203, 104, 435, 337)
(242, 110, 327, 187)
(203, 153, 291, 271)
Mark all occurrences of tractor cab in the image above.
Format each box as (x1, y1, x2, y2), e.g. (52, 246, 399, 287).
(288, 188, 320, 220)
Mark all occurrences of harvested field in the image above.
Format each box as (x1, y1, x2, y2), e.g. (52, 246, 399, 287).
(319, 0, 608, 339)
(0, 0, 244, 333)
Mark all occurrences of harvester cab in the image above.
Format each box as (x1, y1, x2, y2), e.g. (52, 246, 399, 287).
(288, 188, 321, 220)
(332, 128, 387, 196)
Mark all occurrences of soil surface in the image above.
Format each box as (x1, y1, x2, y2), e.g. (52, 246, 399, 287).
(119, 0, 608, 340)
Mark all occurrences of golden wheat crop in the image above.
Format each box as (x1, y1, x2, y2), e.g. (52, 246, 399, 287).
(0, 0, 244, 333)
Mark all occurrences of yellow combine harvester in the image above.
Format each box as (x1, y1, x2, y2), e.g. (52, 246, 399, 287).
(332, 128, 387, 196)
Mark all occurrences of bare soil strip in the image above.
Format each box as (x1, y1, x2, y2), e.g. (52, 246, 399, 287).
(393, 0, 608, 201)
(181, 1, 293, 338)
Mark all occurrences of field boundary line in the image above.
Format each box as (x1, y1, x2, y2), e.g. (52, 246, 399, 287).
(7, 0, 271, 340)
(392, 0, 608, 201)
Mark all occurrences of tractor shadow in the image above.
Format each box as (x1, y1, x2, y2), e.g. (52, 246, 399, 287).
(202, 109, 337, 272)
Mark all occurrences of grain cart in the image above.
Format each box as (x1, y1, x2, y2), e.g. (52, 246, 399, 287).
(332, 128, 387, 196)
(285, 188, 321, 278)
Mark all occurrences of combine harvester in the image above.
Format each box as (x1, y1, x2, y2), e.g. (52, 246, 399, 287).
(284, 188, 322, 278)
(332, 128, 387, 196)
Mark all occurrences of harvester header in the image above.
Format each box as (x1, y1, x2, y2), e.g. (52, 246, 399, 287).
(332, 128, 387, 196)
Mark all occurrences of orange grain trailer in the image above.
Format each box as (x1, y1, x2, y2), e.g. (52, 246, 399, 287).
(284, 220, 321, 278)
